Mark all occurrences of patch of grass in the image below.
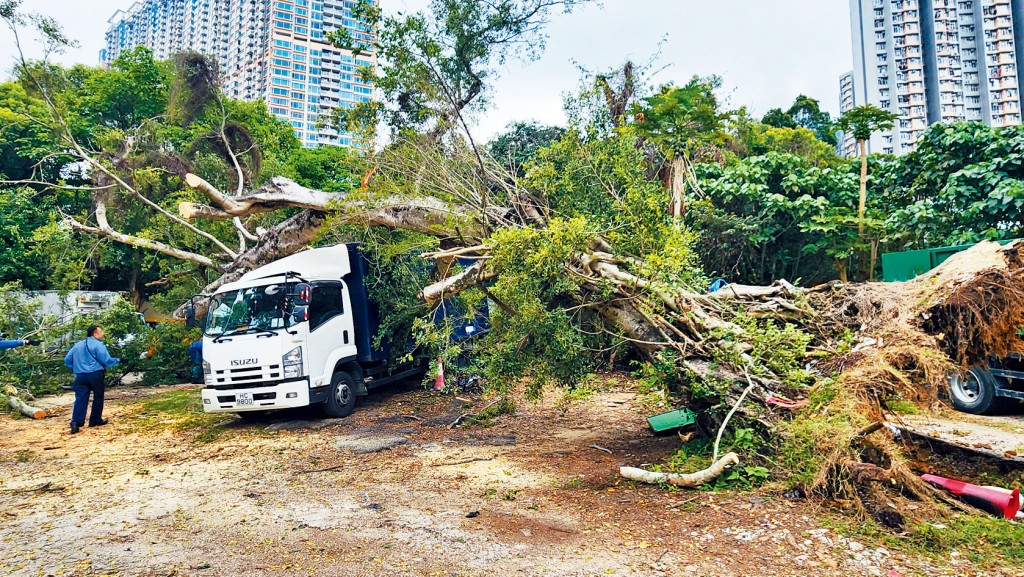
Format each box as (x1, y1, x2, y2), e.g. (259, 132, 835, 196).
(558, 372, 628, 405)
(776, 380, 869, 491)
(647, 428, 770, 491)
(465, 396, 516, 427)
(481, 488, 498, 497)
(563, 477, 584, 488)
(501, 489, 518, 501)
(120, 388, 232, 438)
(827, 513, 1024, 569)
(884, 398, 921, 415)
(560, 377, 600, 404)
(14, 449, 33, 463)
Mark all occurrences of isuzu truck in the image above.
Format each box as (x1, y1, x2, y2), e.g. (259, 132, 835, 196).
(200, 244, 435, 418)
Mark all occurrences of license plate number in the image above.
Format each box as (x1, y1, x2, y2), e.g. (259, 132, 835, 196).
(236, 392, 254, 406)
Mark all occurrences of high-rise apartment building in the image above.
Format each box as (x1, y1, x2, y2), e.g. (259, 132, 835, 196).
(846, 0, 1024, 155)
(101, 0, 377, 148)
(838, 71, 859, 157)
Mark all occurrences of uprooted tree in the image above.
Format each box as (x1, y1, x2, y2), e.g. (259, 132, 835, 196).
(5, 0, 1024, 526)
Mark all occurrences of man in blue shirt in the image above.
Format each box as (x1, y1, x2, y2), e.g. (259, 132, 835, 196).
(64, 325, 120, 434)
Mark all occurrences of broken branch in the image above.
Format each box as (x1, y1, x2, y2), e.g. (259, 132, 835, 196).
(620, 452, 740, 488)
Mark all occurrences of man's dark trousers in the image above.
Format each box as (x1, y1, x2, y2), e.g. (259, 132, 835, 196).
(71, 370, 105, 426)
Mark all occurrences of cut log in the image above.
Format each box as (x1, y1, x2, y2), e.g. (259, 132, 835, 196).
(620, 452, 740, 487)
(4, 395, 46, 419)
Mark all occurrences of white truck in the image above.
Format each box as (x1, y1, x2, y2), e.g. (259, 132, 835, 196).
(199, 244, 430, 418)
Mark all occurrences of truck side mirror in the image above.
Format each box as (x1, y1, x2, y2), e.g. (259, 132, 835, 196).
(292, 305, 309, 325)
(292, 283, 311, 306)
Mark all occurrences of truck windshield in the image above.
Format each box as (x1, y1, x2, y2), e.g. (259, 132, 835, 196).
(205, 284, 293, 336)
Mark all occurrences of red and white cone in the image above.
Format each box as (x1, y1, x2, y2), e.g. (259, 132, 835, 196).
(434, 356, 445, 390)
(922, 473, 1022, 519)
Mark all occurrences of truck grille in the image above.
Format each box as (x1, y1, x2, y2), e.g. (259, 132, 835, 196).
(211, 364, 282, 388)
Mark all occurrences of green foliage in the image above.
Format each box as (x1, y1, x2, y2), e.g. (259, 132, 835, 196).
(786, 95, 837, 147)
(733, 315, 814, 386)
(137, 322, 201, 387)
(488, 121, 565, 176)
(476, 219, 597, 394)
(329, 0, 593, 138)
(658, 427, 770, 490)
(691, 152, 858, 284)
(762, 96, 837, 147)
(0, 285, 196, 396)
(761, 108, 797, 129)
(878, 122, 1024, 248)
(0, 188, 57, 289)
(836, 104, 897, 143)
(464, 396, 516, 427)
(801, 209, 885, 278)
(630, 76, 730, 158)
(0, 81, 61, 181)
(285, 145, 366, 192)
(760, 126, 841, 167)
(76, 47, 172, 131)
(527, 127, 706, 288)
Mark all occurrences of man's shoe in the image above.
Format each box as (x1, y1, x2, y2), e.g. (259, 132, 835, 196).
(89, 419, 108, 427)
(70, 422, 80, 434)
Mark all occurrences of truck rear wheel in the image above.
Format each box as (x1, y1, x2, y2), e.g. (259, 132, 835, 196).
(948, 367, 1004, 415)
(323, 371, 356, 418)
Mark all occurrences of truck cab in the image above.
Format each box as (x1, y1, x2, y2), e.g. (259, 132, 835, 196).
(200, 244, 424, 418)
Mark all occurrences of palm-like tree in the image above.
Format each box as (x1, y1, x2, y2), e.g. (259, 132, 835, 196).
(836, 104, 898, 237)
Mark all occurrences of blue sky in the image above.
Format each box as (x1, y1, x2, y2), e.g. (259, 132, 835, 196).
(1, 0, 853, 140)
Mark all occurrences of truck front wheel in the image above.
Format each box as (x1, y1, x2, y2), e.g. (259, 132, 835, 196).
(948, 367, 1003, 415)
(323, 371, 356, 418)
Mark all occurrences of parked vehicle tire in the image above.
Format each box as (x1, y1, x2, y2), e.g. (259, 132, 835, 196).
(323, 371, 356, 418)
(948, 367, 1002, 415)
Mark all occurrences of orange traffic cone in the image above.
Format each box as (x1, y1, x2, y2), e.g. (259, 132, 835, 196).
(434, 356, 445, 390)
(922, 474, 1022, 519)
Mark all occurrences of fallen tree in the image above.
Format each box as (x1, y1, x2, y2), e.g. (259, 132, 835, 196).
(213, 162, 1024, 514)
(52, 116, 1024, 523)
(7, 0, 1024, 527)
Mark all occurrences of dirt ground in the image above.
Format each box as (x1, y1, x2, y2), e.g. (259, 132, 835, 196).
(0, 380, 1018, 577)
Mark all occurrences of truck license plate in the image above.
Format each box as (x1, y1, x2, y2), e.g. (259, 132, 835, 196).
(236, 392, 254, 406)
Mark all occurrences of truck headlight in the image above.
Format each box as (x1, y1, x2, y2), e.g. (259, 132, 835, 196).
(203, 360, 212, 385)
(283, 346, 303, 379)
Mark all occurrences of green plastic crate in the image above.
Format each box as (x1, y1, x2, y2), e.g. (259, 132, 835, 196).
(647, 407, 697, 434)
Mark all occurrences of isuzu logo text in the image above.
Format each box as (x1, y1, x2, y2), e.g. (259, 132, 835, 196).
(231, 358, 258, 367)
